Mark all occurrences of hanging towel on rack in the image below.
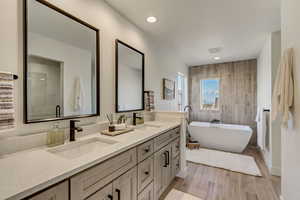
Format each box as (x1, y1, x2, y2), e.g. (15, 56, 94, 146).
(0, 72, 15, 130)
(272, 48, 294, 126)
(74, 77, 83, 112)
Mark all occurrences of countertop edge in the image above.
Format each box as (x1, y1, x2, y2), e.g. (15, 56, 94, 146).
(4, 123, 181, 200)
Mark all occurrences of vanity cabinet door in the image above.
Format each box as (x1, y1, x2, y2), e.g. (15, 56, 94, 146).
(171, 138, 180, 158)
(138, 182, 154, 200)
(172, 156, 180, 179)
(138, 155, 154, 193)
(153, 144, 172, 200)
(27, 181, 68, 200)
(86, 183, 113, 200)
(113, 167, 137, 200)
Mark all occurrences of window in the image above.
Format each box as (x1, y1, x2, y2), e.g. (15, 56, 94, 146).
(177, 73, 187, 111)
(200, 79, 220, 110)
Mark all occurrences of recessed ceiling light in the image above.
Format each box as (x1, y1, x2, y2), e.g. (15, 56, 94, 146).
(146, 16, 157, 23)
(213, 56, 221, 60)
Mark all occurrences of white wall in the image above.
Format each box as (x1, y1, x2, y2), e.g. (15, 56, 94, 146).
(270, 31, 282, 176)
(149, 45, 188, 111)
(281, 0, 300, 199)
(0, 0, 187, 136)
(257, 31, 282, 176)
(257, 35, 272, 168)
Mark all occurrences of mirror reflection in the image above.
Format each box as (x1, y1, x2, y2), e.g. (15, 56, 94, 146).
(25, 0, 99, 123)
(116, 40, 144, 112)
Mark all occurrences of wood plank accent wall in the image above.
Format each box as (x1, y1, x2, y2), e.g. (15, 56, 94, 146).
(189, 59, 257, 145)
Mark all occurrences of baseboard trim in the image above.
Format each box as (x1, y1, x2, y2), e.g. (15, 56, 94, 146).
(176, 168, 187, 179)
(270, 166, 281, 176)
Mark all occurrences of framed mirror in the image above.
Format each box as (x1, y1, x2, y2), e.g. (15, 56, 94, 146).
(115, 40, 145, 113)
(24, 0, 100, 123)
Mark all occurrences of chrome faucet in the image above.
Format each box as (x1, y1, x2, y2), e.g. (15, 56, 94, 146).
(70, 120, 83, 142)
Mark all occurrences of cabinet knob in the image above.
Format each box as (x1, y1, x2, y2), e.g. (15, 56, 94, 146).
(144, 147, 150, 153)
(144, 171, 149, 175)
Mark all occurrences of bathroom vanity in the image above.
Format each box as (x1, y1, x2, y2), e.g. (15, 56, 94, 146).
(0, 122, 182, 200)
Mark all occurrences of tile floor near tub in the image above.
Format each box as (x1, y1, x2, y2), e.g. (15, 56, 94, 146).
(161, 147, 281, 200)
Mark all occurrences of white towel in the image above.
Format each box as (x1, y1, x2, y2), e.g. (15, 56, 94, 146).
(272, 48, 294, 126)
(74, 77, 83, 112)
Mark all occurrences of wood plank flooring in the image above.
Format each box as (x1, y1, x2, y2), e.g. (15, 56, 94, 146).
(162, 147, 281, 200)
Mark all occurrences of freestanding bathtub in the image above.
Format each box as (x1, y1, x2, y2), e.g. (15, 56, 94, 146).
(189, 121, 253, 153)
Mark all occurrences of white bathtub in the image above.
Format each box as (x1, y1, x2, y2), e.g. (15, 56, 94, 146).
(189, 121, 253, 153)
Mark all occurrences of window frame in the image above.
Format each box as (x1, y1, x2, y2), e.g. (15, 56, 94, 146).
(199, 78, 220, 111)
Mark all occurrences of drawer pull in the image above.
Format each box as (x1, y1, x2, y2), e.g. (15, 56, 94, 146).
(166, 151, 170, 166)
(116, 189, 121, 200)
(108, 194, 113, 200)
(144, 147, 150, 153)
(144, 171, 149, 175)
(163, 152, 168, 167)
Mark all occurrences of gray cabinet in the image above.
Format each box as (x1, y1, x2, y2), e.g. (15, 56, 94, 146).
(70, 148, 137, 200)
(86, 183, 113, 200)
(138, 182, 154, 200)
(25, 126, 180, 200)
(153, 144, 172, 200)
(138, 156, 154, 193)
(27, 181, 68, 200)
(113, 167, 138, 200)
(137, 140, 154, 162)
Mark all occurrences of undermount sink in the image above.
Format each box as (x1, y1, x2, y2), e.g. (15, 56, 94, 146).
(47, 137, 118, 159)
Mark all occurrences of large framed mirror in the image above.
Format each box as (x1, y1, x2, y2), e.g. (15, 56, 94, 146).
(24, 0, 100, 123)
(115, 40, 145, 113)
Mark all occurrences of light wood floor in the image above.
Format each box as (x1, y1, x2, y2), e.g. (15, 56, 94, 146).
(162, 147, 281, 200)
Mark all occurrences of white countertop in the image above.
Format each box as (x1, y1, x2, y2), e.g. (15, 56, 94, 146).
(0, 121, 181, 200)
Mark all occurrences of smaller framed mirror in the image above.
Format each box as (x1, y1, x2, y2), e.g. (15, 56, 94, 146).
(115, 40, 145, 113)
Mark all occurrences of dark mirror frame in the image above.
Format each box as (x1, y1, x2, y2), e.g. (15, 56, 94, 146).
(23, 0, 100, 124)
(115, 39, 145, 113)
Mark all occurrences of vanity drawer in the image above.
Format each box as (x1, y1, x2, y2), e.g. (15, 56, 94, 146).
(138, 182, 154, 200)
(173, 127, 181, 138)
(85, 183, 112, 200)
(171, 138, 180, 158)
(27, 181, 68, 200)
(137, 140, 154, 162)
(70, 148, 137, 200)
(138, 156, 154, 193)
(172, 156, 180, 179)
(154, 128, 179, 151)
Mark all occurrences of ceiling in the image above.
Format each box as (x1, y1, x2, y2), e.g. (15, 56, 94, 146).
(105, 0, 281, 66)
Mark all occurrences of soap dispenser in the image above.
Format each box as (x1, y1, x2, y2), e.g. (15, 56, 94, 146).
(47, 122, 65, 147)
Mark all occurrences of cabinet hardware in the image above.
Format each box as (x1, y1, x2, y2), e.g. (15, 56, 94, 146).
(144, 147, 150, 153)
(108, 194, 113, 200)
(163, 152, 168, 167)
(116, 189, 121, 200)
(144, 171, 149, 175)
(166, 151, 170, 166)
